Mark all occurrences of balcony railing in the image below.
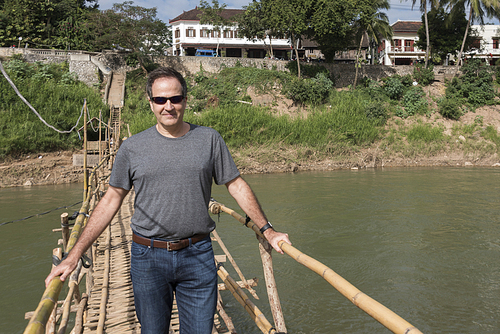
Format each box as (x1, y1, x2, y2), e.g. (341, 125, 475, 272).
(390, 47, 423, 53)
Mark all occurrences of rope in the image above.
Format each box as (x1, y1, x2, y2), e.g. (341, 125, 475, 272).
(0, 201, 83, 227)
(0, 60, 85, 134)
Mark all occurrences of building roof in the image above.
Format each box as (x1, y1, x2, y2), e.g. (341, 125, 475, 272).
(170, 8, 245, 24)
(391, 20, 422, 33)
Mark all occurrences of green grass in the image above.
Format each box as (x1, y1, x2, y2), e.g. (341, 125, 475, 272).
(0, 60, 108, 158)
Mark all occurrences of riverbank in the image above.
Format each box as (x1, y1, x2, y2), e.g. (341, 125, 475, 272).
(1, 145, 499, 188)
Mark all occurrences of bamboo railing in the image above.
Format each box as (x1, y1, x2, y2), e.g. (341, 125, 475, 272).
(208, 199, 424, 334)
(23, 152, 113, 334)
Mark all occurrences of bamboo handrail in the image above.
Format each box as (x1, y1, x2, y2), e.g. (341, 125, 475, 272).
(209, 200, 423, 334)
(24, 155, 112, 334)
(216, 262, 276, 334)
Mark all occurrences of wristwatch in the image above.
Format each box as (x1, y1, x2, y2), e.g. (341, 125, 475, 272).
(259, 221, 274, 234)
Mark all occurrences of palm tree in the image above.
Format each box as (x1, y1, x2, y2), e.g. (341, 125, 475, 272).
(353, 0, 393, 88)
(406, 0, 439, 68)
(451, 0, 500, 66)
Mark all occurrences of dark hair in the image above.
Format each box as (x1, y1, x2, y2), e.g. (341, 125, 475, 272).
(146, 67, 187, 99)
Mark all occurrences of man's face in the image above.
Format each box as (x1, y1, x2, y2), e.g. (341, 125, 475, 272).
(149, 76, 187, 132)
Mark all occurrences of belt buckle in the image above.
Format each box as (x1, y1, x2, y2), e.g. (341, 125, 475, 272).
(166, 240, 179, 251)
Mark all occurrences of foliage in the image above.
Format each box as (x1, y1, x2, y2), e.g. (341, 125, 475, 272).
(188, 66, 291, 111)
(352, 0, 392, 88)
(413, 64, 434, 86)
(185, 92, 380, 149)
(445, 57, 495, 106)
(283, 72, 334, 105)
(285, 61, 332, 81)
(0, 0, 98, 48)
(400, 86, 428, 118)
(86, 2, 170, 73)
(383, 77, 406, 100)
(415, 6, 473, 63)
(0, 59, 107, 158)
(406, 122, 444, 143)
(308, 0, 372, 62)
(364, 102, 388, 124)
(438, 97, 463, 120)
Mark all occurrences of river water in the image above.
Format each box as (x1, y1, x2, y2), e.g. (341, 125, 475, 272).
(1, 168, 499, 333)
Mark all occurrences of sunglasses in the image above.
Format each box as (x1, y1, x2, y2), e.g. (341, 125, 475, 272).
(151, 95, 184, 104)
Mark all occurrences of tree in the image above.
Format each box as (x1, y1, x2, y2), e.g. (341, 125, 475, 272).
(405, 0, 440, 68)
(86, 1, 170, 73)
(415, 6, 473, 64)
(352, 0, 392, 88)
(0, 0, 98, 48)
(198, 0, 234, 56)
(307, 0, 368, 62)
(451, 0, 500, 66)
(236, 0, 279, 58)
(259, 0, 312, 78)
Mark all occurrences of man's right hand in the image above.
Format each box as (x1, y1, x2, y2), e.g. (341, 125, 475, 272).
(44, 256, 79, 287)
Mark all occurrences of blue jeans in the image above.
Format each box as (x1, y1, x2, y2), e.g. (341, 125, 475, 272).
(130, 235, 217, 334)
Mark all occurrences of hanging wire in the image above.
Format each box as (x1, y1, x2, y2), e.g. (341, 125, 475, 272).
(0, 200, 84, 227)
(0, 60, 85, 134)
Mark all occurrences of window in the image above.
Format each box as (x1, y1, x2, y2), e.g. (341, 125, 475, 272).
(223, 30, 232, 38)
(211, 30, 220, 38)
(393, 39, 401, 51)
(234, 30, 239, 38)
(405, 40, 414, 52)
(175, 29, 180, 38)
(493, 38, 499, 49)
(186, 28, 196, 38)
(201, 29, 210, 38)
(470, 38, 481, 49)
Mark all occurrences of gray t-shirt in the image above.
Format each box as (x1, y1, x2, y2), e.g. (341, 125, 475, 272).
(109, 123, 240, 239)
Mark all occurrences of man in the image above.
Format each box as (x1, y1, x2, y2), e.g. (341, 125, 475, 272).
(45, 67, 291, 333)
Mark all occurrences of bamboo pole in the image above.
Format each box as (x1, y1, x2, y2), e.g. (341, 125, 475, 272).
(216, 290, 236, 334)
(211, 229, 259, 299)
(97, 224, 111, 334)
(61, 213, 69, 253)
(216, 262, 276, 334)
(24, 279, 63, 334)
(73, 294, 88, 334)
(24, 156, 112, 334)
(209, 200, 423, 334)
(83, 99, 88, 202)
(46, 248, 62, 334)
(257, 235, 286, 333)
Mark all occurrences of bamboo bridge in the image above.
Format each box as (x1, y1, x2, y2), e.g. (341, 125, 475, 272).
(23, 71, 424, 334)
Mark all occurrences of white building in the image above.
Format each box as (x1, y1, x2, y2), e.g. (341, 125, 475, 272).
(381, 21, 425, 66)
(381, 20, 500, 65)
(465, 25, 500, 65)
(169, 8, 292, 59)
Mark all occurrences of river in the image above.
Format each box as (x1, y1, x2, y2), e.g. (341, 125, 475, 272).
(1, 167, 499, 333)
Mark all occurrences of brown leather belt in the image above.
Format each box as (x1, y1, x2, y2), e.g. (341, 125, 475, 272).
(132, 233, 209, 251)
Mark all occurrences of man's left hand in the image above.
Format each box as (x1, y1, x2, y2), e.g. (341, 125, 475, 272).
(263, 229, 291, 254)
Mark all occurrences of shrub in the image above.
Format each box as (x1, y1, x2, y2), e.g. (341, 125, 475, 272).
(448, 58, 495, 106)
(285, 61, 333, 82)
(438, 97, 462, 120)
(383, 77, 405, 100)
(413, 64, 434, 86)
(401, 86, 428, 118)
(283, 72, 333, 105)
(364, 102, 388, 124)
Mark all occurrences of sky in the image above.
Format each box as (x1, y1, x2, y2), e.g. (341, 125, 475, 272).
(96, 0, 500, 25)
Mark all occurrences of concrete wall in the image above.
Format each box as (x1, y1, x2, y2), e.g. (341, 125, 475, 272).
(1, 47, 459, 88)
